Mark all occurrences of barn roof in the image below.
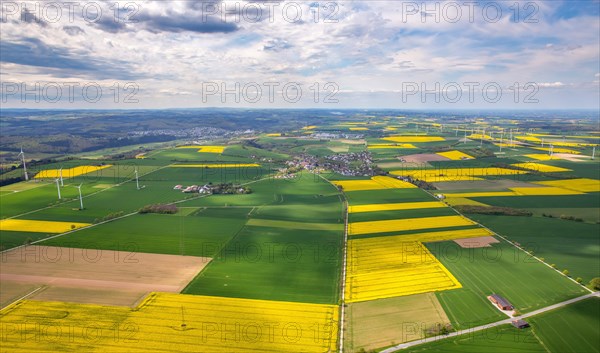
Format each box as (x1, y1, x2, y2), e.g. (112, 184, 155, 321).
(511, 319, 529, 328)
(490, 293, 513, 308)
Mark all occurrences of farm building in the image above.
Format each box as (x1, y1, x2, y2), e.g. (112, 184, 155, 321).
(511, 319, 530, 329)
(489, 294, 514, 311)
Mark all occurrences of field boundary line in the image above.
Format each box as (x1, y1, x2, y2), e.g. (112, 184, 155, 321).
(0, 286, 46, 311)
(381, 291, 599, 352)
(317, 173, 348, 353)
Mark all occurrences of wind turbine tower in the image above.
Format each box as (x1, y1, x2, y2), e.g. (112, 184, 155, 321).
(18, 148, 29, 181)
(55, 178, 61, 199)
(135, 168, 140, 190)
(76, 184, 84, 210)
(59, 166, 64, 186)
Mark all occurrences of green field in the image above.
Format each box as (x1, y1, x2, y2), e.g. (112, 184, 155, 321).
(182, 176, 344, 304)
(429, 240, 588, 329)
(405, 325, 547, 353)
(40, 208, 250, 257)
(183, 225, 342, 304)
(471, 215, 600, 282)
(528, 298, 600, 353)
(406, 298, 600, 353)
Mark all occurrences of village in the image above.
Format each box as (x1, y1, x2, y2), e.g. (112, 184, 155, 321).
(173, 182, 251, 194)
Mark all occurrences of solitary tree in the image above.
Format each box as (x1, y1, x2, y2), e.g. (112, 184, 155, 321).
(589, 277, 600, 291)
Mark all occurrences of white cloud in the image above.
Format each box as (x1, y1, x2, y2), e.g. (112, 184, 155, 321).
(1, 0, 598, 109)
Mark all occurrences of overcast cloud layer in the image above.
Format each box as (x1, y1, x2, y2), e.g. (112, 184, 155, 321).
(1, 0, 599, 109)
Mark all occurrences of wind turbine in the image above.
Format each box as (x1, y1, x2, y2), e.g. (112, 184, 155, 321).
(135, 168, 140, 190)
(480, 128, 485, 147)
(591, 146, 595, 160)
(18, 148, 29, 181)
(55, 178, 61, 199)
(549, 144, 554, 158)
(464, 130, 467, 144)
(59, 166, 64, 186)
(75, 184, 84, 210)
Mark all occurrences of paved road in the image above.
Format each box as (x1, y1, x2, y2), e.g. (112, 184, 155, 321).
(381, 291, 600, 352)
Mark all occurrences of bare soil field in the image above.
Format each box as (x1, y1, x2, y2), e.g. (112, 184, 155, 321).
(454, 236, 500, 248)
(0, 281, 39, 308)
(329, 145, 350, 153)
(401, 153, 449, 163)
(338, 139, 366, 145)
(0, 246, 211, 307)
(554, 153, 592, 162)
(344, 293, 450, 352)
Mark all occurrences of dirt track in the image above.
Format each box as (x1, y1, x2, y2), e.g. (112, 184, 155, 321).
(0, 246, 211, 307)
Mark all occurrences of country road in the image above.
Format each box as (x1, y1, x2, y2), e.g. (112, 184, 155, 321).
(381, 291, 600, 352)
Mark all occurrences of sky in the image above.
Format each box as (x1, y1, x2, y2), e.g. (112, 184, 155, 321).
(0, 0, 599, 109)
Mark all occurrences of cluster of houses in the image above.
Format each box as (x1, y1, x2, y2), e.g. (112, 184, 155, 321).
(173, 184, 211, 194)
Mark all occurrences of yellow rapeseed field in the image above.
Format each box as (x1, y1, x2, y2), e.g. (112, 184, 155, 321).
(524, 154, 557, 161)
(176, 145, 226, 153)
(382, 136, 446, 143)
(368, 144, 418, 149)
(34, 165, 112, 179)
(170, 164, 260, 168)
(302, 125, 317, 130)
(443, 191, 516, 198)
(266, 133, 282, 137)
(532, 147, 581, 154)
(350, 228, 493, 248)
(345, 240, 462, 303)
(198, 146, 226, 153)
(534, 178, 600, 193)
(552, 141, 598, 147)
(0, 293, 339, 353)
(468, 134, 493, 140)
(443, 186, 583, 198)
(512, 162, 572, 173)
(0, 219, 91, 233)
(515, 135, 542, 142)
(371, 176, 417, 188)
(350, 127, 369, 131)
(349, 201, 446, 213)
(436, 150, 474, 160)
(384, 127, 398, 131)
(332, 176, 415, 191)
(348, 215, 476, 236)
(390, 167, 527, 182)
